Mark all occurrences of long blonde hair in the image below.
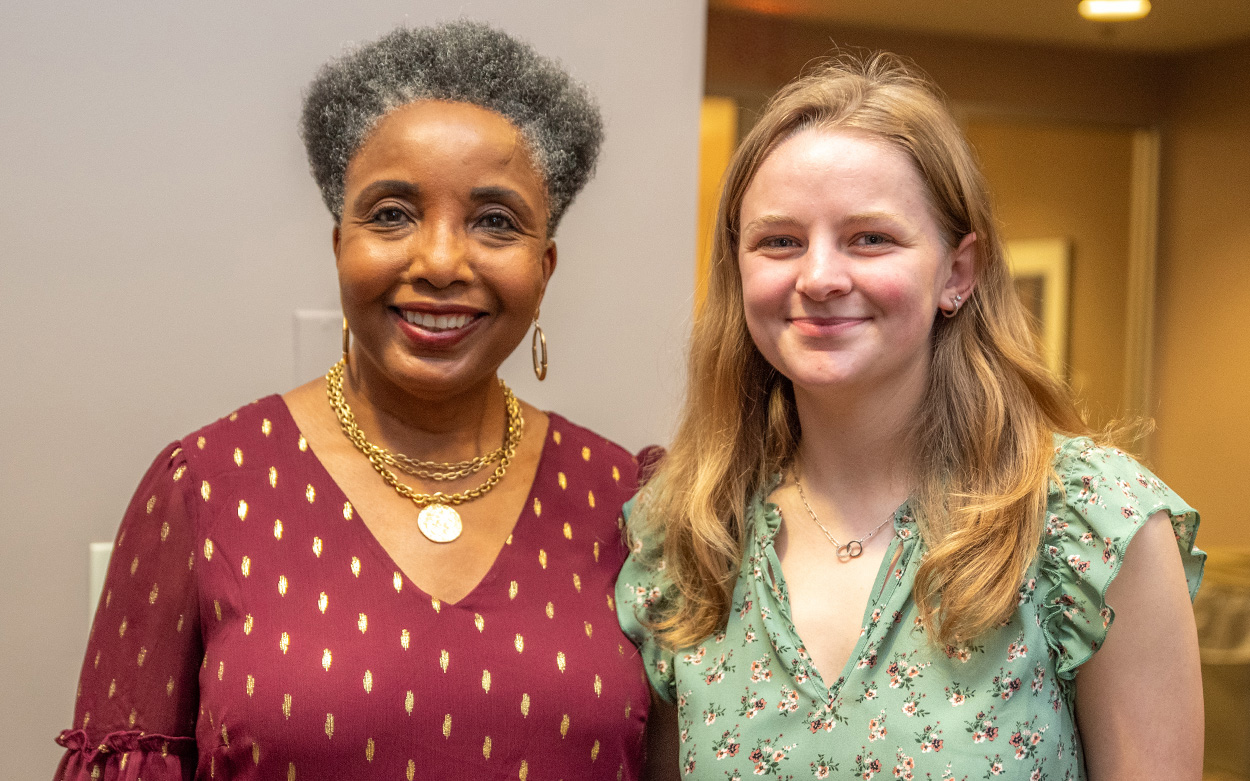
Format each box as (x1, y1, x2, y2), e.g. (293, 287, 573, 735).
(636, 53, 1089, 648)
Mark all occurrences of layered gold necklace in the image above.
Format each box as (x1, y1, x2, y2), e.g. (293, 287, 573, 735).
(326, 359, 523, 543)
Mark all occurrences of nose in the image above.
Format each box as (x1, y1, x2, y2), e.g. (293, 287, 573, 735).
(407, 218, 473, 289)
(794, 237, 851, 301)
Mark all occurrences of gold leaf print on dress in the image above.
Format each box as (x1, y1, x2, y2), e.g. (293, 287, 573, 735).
(557, 472, 567, 490)
(324, 713, 334, 739)
(521, 693, 530, 716)
(552, 430, 562, 445)
(201, 480, 212, 502)
(440, 649, 449, 672)
(241, 556, 251, 578)
(557, 651, 566, 673)
(343, 502, 353, 520)
(351, 557, 362, 577)
(612, 465, 620, 482)
(442, 714, 452, 738)
(520, 760, 529, 780)
(108, 678, 117, 698)
(401, 629, 410, 650)
(243, 614, 254, 635)
(298, 435, 308, 452)
(149, 583, 159, 605)
(582, 446, 591, 461)
(274, 519, 283, 540)
(161, 521, 170, 542)
(318, 592, 328, 614)
(322, 648, 332, 671)
(366, 738, 375, 762)
(509, 580, 518, 600)
(573, 573, 582, 593)
(405, 690, 414, 715)
(166, 677, 175, 696)
(118, 617, 128, 638)
(221, 724, 229, 746)
(233, 447, 243, 467)
(407, 760, 416, 781)
(482, 735, 492, 759)
(588, 490, 596, 509)
(269, 467, 278, 488)
(584, 621, 593, 637)
(238, 500, 248, 521)
(312, 537, 322, 558)
(363, 670, 373, 693)
(282, 693, 291, 718)
(147, 495, 157, 514)
(130, 556, 140, 576)
(594, 674, 602, 697)
(357, 613, 368, 633)
(593, 542, 601, 562)
(218, 660, 224, 680)
(560, 714, 569, 737)
(288, 762, 296, 781)
(173, 465, 186, 482)
(591, 740, 600, 762)
(430, 596, 441, 613)
(247, 674, 255, 697)
(539, 549, 548, 570)
(607, 594, 615, 611)
(533, 497, 542, 517)
(203, 539, 214, 561)
(514, 634, 524, 653)
(106, 590, 112, 609)
(474, 613, 485, 632)
(306, 484, 316, 503)
(280, 632, 290, 654)
(481, 669, 491, 693)
(545, 602, 554, 619)
(197, 436, 206, 450)
(137, 647, 147, 667)
(252, 742, 259, 765)
(563, 522, 573, 540)
(624, 699, 632, 719)
(393, 572, 402, 593)
(261, 418, 272, 437)
(214, 600, 223, 621)
(278, 575, 288, 596)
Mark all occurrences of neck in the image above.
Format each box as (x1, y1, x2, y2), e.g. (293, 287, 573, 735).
(339, 352, 508, 463)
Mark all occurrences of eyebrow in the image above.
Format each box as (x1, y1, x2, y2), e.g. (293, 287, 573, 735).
(351, 180, 419, 214)
(740, 214, 802, 234)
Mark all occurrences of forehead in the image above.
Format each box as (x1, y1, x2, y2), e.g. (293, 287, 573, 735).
(345, 100, 544, 193)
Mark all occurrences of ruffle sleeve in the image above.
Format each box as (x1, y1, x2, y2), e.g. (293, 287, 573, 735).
(55, 442, 203, 780)
(614, 494, 678, 704)
(1037, 436, 1204, 681)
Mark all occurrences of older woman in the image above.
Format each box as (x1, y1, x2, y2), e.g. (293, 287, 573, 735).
(620, 54, 1204, 780)
(57, 21, 648, 781)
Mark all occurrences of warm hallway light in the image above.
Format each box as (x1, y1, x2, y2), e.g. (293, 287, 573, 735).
(1078, 0, 1152, 21)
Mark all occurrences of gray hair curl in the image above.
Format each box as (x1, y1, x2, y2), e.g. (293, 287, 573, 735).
(300, 20, 604, 235)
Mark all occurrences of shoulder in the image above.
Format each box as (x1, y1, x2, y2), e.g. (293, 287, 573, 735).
(174, 395, 300, 478)
(543, 412, 643, 494)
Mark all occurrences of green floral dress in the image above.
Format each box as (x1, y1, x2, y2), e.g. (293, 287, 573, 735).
(616, 438, 1203, 780)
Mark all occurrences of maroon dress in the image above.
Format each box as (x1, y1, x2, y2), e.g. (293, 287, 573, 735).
(56, 396, 650, 780)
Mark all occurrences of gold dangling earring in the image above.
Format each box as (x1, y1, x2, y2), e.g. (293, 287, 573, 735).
(342, 317, 350, 364)
(531, 311, 547, 381)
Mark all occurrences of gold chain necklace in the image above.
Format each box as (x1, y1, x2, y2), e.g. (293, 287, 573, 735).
(326, 359, 523, 543)
(793, 471, 895, 561)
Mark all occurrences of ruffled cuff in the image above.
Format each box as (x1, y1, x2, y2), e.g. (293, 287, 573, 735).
(55, 729, 195, 781)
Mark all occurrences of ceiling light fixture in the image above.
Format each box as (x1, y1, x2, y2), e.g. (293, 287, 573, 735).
(1078, 0, 1152, 21)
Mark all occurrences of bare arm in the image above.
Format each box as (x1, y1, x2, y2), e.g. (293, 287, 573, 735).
(1075, 510, 1203, 780)
(643, 686, 681, 781)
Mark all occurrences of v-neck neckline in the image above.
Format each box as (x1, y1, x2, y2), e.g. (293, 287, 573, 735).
(271, 394, 558, 609)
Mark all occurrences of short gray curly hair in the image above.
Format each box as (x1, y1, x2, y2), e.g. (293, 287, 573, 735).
(300, 20, 604, 235)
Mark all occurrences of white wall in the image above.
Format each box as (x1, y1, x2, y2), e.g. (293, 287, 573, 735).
(0, 1, 705, 774)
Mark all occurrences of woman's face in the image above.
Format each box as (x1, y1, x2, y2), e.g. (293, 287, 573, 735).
(335, 100, 554, 398)
(738, 128, 974, 403)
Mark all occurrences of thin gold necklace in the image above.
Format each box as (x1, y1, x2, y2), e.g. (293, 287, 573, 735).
(326, 359, 523, 543)
(793, 471, 895, 561)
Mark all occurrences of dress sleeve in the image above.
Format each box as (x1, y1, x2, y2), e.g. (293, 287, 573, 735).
(1037, 437, 1204, 681)
(55, 443, 202, 780)
(614, 494, 678, 704)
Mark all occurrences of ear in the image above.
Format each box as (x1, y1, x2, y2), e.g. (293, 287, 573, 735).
(538, 240, 558, 301)
(332, 224, 342, 262)
(942, 232, 977, 306)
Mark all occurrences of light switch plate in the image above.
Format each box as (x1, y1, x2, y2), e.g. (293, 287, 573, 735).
(89, 541, 113, 627)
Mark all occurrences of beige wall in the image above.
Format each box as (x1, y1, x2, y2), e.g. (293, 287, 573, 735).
(1154, 40, 1250, 548)
(0, 2, 705, 775)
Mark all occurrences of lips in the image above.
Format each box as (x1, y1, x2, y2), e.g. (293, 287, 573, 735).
(391, 305, 486, 350)
(401, 310, 477, 332)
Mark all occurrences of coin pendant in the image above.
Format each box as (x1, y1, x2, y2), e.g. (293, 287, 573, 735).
(418, 503, 463, 543)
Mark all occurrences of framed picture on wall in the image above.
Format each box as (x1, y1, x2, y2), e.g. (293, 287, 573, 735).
(1004, 238, 1071, 377)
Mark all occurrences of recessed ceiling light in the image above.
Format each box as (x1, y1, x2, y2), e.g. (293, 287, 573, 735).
(1078, 0, 1152, 21)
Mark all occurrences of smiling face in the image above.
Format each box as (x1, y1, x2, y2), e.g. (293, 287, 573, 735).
(335, 100, 554, 398)
(738, 128, 974, 406)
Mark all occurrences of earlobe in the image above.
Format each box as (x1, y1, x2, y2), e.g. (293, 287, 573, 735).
(542, 241, 558, 284)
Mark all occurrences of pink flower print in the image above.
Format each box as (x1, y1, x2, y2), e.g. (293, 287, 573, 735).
(989, 759, 1004, 775)
(683, 646, 706, 665)
(950, 692, 965, 706)
(1121, 506, 1138, 520)
(778, 686, 799, 713)
(1079, 531, 1095, 545)
(744, 627, 758, 644)
(750, 658, 772, 682)
(906, 665, 921, 678)
(901, 700, 918, 716)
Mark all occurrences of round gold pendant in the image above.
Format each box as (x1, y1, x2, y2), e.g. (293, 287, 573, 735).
(417, 503, 463, 543)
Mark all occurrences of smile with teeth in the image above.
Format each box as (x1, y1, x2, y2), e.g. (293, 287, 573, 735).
(401, 310, 478, 331)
